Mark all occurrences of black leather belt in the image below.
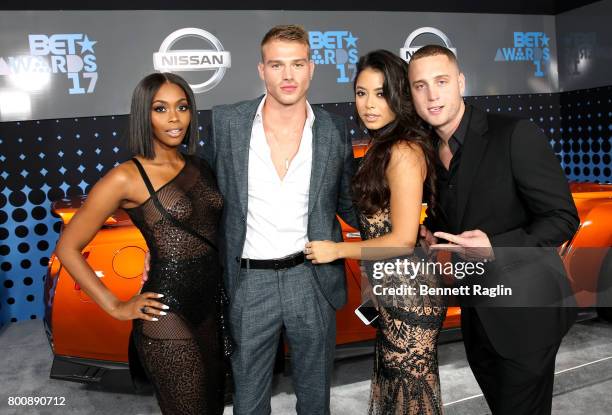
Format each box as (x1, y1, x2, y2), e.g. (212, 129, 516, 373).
(241, 252, 305, 270)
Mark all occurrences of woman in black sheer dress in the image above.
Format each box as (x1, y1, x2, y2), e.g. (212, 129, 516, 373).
(306, 50, 447, 414)
(56, 73, 228, 414)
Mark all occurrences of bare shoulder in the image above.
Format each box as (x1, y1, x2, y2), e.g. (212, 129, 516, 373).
(389, 140, 426, 167)
(101, 160, 139, 187)
(88, 160, 141, 204)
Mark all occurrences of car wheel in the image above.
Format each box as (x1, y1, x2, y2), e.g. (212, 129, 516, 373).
(596, 250, 612, 323)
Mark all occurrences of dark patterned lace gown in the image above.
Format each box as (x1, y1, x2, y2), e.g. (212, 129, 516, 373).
(360, 210, 447, 415)
(124, 156, 226, 414)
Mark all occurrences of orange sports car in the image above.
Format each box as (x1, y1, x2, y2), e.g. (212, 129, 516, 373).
(43, 145, 612, 387)
(561, 182, 612, 320)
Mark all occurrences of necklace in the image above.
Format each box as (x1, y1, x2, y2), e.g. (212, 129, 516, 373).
(266, 128, 302, 172)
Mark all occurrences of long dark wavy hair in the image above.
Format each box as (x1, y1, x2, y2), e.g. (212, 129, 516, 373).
(352, 50, 436, 215)
(127, 72, 198, 159)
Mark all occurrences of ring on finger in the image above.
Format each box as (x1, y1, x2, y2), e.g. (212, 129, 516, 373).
(140, 306, 148, 314)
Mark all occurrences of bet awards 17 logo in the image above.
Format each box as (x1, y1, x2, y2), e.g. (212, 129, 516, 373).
(0, 33, 98, 94)
(153, 28, 231, 93)
(494, 32, 551, 77)
(308, 31, 359, 83)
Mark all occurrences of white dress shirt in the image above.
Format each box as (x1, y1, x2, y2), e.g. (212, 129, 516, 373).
(242, 96, 315, 259)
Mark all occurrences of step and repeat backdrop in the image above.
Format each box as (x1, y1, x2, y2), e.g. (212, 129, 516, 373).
(0, 8, 611, 326)
(0, 10, 558, 121)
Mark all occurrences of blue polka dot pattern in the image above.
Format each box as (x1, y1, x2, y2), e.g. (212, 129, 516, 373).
(555, 87, 612, 182)
(467, 89, 611, 183)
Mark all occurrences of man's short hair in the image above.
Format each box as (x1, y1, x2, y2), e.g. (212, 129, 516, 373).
(260, 24, 310, 60)
(410, 44, 459, 68)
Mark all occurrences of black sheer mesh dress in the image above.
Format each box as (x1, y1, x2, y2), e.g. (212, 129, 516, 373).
(360, 210, 447, 415)
(124, 155, 228, 415)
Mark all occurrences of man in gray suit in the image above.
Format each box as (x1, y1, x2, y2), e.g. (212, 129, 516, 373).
(204, 25, 358, 414)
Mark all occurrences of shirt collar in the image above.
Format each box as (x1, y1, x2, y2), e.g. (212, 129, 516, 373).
(254, 95, 316, 128)
(451, 103, 471, 146)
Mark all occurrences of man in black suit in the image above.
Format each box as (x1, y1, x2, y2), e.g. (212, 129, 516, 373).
(408, 45, 579, 414)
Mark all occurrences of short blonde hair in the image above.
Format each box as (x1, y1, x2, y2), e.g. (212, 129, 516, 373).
(260, 24, 310, 60)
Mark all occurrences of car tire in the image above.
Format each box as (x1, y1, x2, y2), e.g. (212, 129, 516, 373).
(596, 250, 612, 323)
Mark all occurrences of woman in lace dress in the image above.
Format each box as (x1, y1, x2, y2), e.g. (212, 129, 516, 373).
(306, 50, 447, 414)
(56, 73, 228, 414)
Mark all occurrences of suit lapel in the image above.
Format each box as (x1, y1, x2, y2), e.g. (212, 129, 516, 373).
(308, 109, 332, 215)
(229, 101, 259, 218)
(456, 106, 489, 229)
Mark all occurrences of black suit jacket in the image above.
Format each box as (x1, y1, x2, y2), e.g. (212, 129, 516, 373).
(425, 104, 580, 357)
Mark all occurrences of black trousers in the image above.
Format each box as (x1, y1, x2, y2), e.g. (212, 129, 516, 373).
(461, 307, 560, 415)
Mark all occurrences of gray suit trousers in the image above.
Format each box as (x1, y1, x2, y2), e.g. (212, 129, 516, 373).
(229, 262, 335, 415)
